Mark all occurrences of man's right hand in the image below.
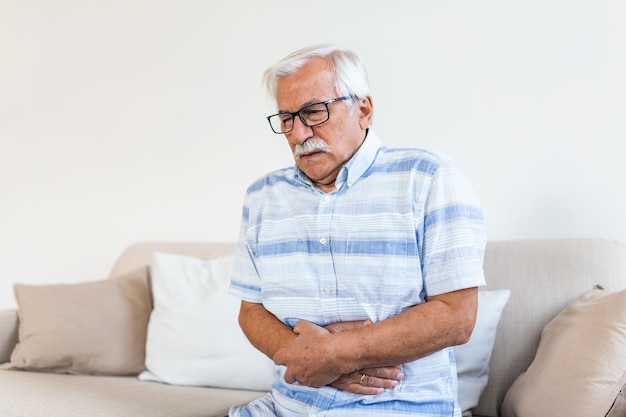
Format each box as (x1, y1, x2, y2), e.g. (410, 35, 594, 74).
(330, 366, 403, 395)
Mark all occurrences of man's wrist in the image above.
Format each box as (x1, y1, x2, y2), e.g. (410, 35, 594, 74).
(328, 329, 363, 375)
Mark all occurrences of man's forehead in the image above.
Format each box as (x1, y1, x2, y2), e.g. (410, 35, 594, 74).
(276, 97, 328, 113)
(276, 76, 337, 112)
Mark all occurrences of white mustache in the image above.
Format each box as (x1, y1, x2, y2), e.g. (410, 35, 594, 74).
(294, 138, 332, 159)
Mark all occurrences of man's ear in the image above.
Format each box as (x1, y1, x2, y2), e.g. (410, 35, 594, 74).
(358, 96, 374, 129)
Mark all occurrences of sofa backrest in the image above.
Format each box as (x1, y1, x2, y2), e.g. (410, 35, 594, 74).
(109, 239, 626, 417)
(108, 242, 238, 279)
(476, 239, 626, 416)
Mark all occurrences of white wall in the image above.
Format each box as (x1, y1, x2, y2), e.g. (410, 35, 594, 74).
(1, 0, 625, 309)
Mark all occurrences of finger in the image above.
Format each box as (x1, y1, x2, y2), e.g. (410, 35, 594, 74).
(325, 322, 353, 333)
(282, 369, 296, 384)
(326, 319, 373, 333)
(352, 384, 384, 395)
(330, 376, 383, 395)
(292, 320, 307, 335)
(360, 366, 404, 382)
(293, 319, 325, 336)
(358, 373, 399, 390)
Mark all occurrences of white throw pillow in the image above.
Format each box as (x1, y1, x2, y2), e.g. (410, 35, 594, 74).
(139, 253, 278, 391)
(454, 289, 511, 414)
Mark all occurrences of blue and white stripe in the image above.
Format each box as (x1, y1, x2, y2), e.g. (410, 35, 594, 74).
(229, 131, 486, 417)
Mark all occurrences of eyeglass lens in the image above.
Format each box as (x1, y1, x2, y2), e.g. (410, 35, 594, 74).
(270, 102, 329, 134)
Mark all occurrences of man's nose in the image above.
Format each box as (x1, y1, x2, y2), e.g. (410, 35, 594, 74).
(287, 116, 312, 145)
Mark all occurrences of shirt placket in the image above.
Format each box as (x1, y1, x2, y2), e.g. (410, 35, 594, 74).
(317, 191, 338, 323)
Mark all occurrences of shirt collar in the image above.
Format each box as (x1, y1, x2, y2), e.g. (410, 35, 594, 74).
(294, 130, 381, 192)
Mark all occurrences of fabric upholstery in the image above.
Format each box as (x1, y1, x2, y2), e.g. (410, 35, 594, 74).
(476, 239, 626, 416)
(455, 290, 510, 413)
(108, 241, 238, 278)
(0, 370, 264, 417)
(2, 239, 626, 417)
(5, 267, 151, 375)
(0, 309, 18, 363)
(606, 386, 626, 417)
(501, 287, 626, 417)
(105, 239, 626, 417)
(139, 252, 277, 390)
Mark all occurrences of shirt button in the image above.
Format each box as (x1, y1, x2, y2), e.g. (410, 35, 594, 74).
(323, 195, 330, 202)
(325, 286, 332, 294)
(320, 237, 327, 245)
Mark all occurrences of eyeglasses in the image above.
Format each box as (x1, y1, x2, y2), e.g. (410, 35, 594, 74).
(267, 95, 357, 134)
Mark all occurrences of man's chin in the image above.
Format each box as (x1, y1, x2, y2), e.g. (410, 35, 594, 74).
(298, 162, 325, 177)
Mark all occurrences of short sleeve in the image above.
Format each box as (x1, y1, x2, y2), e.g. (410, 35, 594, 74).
(419, 157, 486, 296)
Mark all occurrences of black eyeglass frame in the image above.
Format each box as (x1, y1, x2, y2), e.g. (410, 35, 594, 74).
(266, 95, 358, 134)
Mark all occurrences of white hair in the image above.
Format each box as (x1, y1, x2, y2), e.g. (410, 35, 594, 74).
(263, 44, 371, 108)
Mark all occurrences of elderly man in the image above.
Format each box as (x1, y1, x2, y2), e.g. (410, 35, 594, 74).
(228, 44, 486, 417)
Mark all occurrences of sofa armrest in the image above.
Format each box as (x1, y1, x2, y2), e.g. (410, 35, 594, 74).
(0, 309, 18, 363)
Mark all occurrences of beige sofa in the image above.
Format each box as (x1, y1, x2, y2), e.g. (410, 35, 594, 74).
(1, 239, 626, 417)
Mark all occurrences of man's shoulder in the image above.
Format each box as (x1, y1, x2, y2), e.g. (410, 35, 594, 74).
(246, 166, 296, 194)
(374, 146, 457, 175)
(377, 146, 452, 162)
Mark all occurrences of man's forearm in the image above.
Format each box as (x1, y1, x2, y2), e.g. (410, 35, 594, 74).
(238, 301, 404, 393)
(238, 300, 297, 360)
(273, 287, 478, 387)
(328, 287, 478, 372)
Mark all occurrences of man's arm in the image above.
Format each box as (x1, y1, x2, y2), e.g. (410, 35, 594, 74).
(273, 287, 478, 388)
(238, 301, 296, 359)
(238, 300, 403, 394)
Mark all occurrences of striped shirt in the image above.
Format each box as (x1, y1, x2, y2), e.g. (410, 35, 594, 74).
(229, 131, 486, 417)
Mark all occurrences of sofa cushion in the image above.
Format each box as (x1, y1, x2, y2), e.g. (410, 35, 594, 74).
(454, 289, 510, 415)
(3, 267, 151, 375)
(501, 287, 626, 417)
(139, 252, 278, 390)
(0, 370, 265, 417)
